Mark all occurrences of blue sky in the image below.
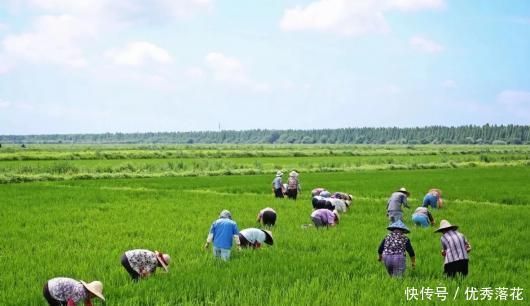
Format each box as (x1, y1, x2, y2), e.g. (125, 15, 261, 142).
(0, 0, 529, 134)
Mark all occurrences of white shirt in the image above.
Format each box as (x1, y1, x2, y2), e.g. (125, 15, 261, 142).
(240, 228, 266, 244)
(329, 198, 347, 212)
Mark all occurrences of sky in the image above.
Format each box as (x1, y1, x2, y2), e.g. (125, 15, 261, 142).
(0, 0, 529, 134)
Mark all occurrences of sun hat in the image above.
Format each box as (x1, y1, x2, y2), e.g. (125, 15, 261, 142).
(80, 281, 105, 301)
(219, 210, 232, 219)
(397, 187, 410, 196)
(289, 170, 298, 177)
(320, 190, 331, 198)
(261, 229, 274, 245)
(387, 220, 410, 233)
(333, 210, 340, 221)
(155, 251, 171, 271)
(276, 170, 283, 177)
(434, 219, 458, 233)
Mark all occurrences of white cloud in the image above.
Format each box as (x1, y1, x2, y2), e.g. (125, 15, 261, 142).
(105, 41, 173, 67)
(410, 36, 444, 53)
(385, 84, 401, 95)
(156, 0, 214, 18)
(185, 67, 205, 79)
(0, 99, 11, 108)
(498, 90, 530, 106)
(442, 79, 457, 88)
(0, 23, 8, 31)
(497, 90, 530, 120)
(2, 14, 98, 68)
(511, 17, 530, 25)
(387, 0, 445, 11)
(204, 52, 271, 93)
(205, 52, 248, 83)
(280, 0, 444, 36)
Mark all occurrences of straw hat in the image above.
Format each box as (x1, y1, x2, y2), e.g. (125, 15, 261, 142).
(276, 171, 283, 177)
(289, 171, 298, 177)
(320, 191, 331, 198)
(387, 220, 410, 233)
(80, 281, 105, 301)
(434, 220, 458, 233)
(397, 187, 410, 196)
(261, 230, 274, 245)
(333, 210, 340, 221)
(155, 251, 171, 272)
(219, 210, 232, 219)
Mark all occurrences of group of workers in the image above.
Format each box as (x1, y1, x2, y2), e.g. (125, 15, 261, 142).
(272, 170, 301, 199)
(41, 172, 469, 305)
(381, 187, 471, 278)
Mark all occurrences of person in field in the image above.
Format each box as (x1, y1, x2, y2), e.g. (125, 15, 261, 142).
(331, 192, 353, 206)
(310, 209, 340, 228)
(43, 277, 105, 306)
(435, 220, 471, 277)
(239, 228, 274, 248)
(386, 187, 410, 222)
(378, 220, 416, 277)
(271, 171, 285, 198)
(204, 210, 241, 261)
(311, 187, 326, 197)
(286, 171, 300, 200)
(312, 195, 331, 210)
(257, 207, 277, 226)
(319, 190, 331, 198)
(328, 197, 348, 213)
(120, 249, 171, 281)
(423, 188, 443, 209)
(411, 206, 435, 228)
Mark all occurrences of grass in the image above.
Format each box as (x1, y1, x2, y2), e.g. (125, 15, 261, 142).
(0, 165, 529, 305)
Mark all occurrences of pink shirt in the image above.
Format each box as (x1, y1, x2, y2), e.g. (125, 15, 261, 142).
(311, 209, 335, 224)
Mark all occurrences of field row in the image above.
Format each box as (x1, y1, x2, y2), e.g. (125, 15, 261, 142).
(0, 144, 528, 161)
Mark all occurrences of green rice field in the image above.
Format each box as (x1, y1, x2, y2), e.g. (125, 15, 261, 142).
(0, 145, 529, 305)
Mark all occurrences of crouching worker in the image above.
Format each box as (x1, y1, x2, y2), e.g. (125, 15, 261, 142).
(435, 220, 471, 277)
(378, 220, 416, 277)
(310, 209, 339, 228)
(239, 228, 274, 248)
(121, 249, 171, 281)
(411, 206, 435, 227)
(423, 188, 443, 209)
(204, 210, 241, 261)
(257, 207, 277, 226)
(43, 277, 105, 306)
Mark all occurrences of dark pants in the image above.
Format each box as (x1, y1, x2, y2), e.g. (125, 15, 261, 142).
(444, 259, 469, 277)
(312, 199, 333, 211)
(43, 283, 66, 306)
(287, 189, 297, 200)
(311, 216, 328, 228)
(274, 188, 284, 198)
(262, 211, 277, 226)
(239, 233, 252, 248)
(121, 253, 141, 281)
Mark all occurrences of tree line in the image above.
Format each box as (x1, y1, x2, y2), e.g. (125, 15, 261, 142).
(1, 125, 529, 145)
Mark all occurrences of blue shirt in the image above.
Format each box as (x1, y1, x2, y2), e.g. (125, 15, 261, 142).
(387, 192, 409, 212)
(209, 218, 239, 249)
(422, 194, 438, 208)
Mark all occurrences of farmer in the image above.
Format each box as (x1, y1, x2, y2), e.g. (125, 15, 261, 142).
(257, 207, 277, 226)
(332, 192, 353, 204)
(386, 187, 410, 222)
(239, 228, 274, 248)
(435, 220, 471, 277)
(286, 171, 300, 200)
(120, 249, 171, 281)
(329, 197, 348, 213)
(204, 210, 241, 261)
(311, 187, 326, 197)
(43, 277, 105, 306)
(310, 209, 340, 228)
(272, 171, 285, 198)
(423, 188, 443, 209)
(377, 220, 416, 277)
(411, 207, 435, 227)
(312, 195, 330, 210)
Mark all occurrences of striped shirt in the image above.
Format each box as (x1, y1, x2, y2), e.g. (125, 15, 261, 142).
(441, 230, 470, 264)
